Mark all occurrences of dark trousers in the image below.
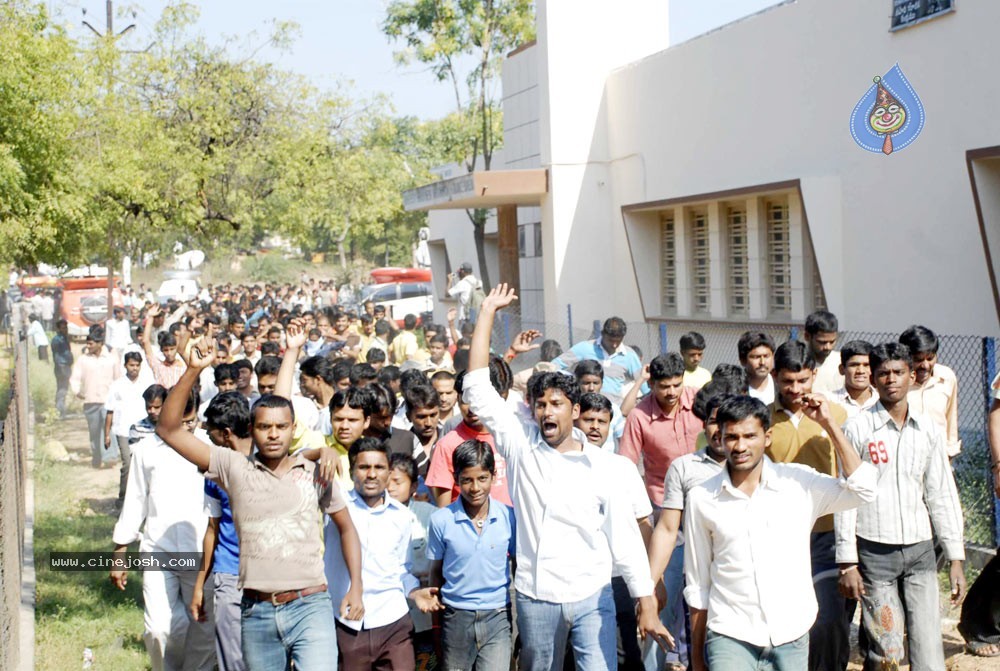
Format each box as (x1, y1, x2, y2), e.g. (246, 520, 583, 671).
(337, 613, 415, 671)
(611, 576, 643, 670)
(37, 345, 48, 361)
(809, 531, 851, 671)
(959, 550, 1000, 646)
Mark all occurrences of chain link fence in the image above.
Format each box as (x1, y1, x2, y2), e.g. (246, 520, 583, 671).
(489, 309, 997, 548)
(0, 335, 29, 671)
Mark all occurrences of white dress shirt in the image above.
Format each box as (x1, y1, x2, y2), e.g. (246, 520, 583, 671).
(105, 375, 152, 438)
(324, 489, 419, 631)
(834, 403, 965, 563)
(824, 386, 879, 419)
(105, 317, 132, 350)
(684, 458, 877, 648)
(112, 435, 208, 554)
(747, 375, 775, 406)
(464, 367, 654, 603)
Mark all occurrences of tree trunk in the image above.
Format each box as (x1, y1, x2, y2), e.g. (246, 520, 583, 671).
(472, 208, 491, 292)
(337, 215, 352, 270)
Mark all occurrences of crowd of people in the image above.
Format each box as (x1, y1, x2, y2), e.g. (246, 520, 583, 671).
(34, 271, 1000, 671)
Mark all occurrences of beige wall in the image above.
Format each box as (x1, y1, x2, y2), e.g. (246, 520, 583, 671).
(599, 0, 999, 334)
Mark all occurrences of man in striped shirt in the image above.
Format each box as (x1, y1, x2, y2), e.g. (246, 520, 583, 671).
(835, 342, 965, 671)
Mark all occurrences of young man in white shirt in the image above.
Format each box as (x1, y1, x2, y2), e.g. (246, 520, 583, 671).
(324, 438, 437, 671)
(824, 339, 879, 418)
(465, 284, 665, 670)
(899, 325, 962, 458)
(110, 392, 215, 671)
(683, 395, 877, 671)
(738, 331, 776, 405)
(835, 342, 966, 670)
(804, 310, 844, 395)
(104, 351, 154, 505)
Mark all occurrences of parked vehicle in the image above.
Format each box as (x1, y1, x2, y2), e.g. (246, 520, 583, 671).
(361, 281, 434, 326)
(61, 277, 123, 337)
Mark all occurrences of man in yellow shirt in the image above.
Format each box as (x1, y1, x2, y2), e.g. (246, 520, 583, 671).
(390, 314, 419, 364)
(766, 340, 851, 671)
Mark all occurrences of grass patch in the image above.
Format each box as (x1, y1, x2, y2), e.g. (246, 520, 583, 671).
(30, 344, 148, 669)
(34, 457, 149, 670)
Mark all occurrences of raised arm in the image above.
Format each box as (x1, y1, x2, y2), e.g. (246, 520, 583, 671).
(142, 304, 160, 364)
(802, 393, 862, 477)
(470, 284, 516, 371)
(156, 337, 215, 471)
(621, 363, 650, 416)
(276, 318, 306, 399)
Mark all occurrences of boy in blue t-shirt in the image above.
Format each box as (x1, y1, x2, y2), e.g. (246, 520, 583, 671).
(413, 439, 516, 670)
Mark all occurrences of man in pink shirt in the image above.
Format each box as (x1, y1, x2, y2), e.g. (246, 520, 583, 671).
(70, 327, 121, 468)
(619, 352, 702, 508)
(426, 368, 512, 507)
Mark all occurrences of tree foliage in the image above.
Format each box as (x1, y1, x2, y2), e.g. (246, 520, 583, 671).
(0, 1, 458, 272)
(383, 0, 535, 290)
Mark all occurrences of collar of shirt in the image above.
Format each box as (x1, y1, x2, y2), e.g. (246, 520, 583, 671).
(451, 499, 501, 525)
(772, 398, 805, 429)
(832, 386, 878, 407)
(250, 450, 310, 478)
(347, 487, 406, 513)
(871, 401, 925, 432)
(647, 388, 694, 420)
(717, 456, 781, 499)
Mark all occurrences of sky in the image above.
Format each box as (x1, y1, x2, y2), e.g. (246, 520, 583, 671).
(53, 0, 786, 120)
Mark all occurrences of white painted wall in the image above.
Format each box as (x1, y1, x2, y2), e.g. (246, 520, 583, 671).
(598, 0, 999, 335)
(536, 0, 671, 325)
(503, 44, 545, 327)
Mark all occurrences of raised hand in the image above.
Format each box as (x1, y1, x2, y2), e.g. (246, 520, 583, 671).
(285, 318, 307, 351)
(187, 336, 217, 371)
(801, 393, 833, 427)
(482, 283, 517, 312)
(511, 329, 542, 354)
(447, 307, 457, 323)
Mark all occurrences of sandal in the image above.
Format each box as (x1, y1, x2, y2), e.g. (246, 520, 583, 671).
(966, 641, 1000, 657)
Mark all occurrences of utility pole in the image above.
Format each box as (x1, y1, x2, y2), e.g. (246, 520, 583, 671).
(81, 0, 135, 325)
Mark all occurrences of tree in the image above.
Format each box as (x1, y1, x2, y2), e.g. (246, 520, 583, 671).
(0, 2, 91, 268)
(383, 0, 534, 290)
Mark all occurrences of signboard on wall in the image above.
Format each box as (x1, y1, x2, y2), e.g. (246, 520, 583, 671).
(891, 0, 954, 31)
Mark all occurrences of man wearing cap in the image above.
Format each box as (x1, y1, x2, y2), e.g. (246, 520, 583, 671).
(447, 262, 481, 322)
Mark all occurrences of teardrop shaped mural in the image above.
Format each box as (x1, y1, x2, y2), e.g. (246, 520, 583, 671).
(850, 64, 925, 155)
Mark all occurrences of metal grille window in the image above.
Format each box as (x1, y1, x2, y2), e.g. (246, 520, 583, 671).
(766, 201, 791, 317)
(727, 207, 749, 317)
(689, 211, 710, 315)
(661, 215, 677, 314)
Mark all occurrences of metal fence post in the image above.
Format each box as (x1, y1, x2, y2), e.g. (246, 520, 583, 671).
(659, 323, 668, 355)
(592, 320, 601, 341)
(567, 304, 574, 346)
(789, 326, 799, 342)
(502, 313, 511, 352)
(985, 337, 999, 547)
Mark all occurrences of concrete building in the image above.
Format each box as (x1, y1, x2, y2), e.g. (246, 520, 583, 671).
(408, 0, 999, 338)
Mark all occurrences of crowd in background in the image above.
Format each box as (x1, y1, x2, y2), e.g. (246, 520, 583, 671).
(11, 267, 1000, 671)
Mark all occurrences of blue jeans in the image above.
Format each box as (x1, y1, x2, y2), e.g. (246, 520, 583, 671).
(857, 539, 946, 671)
(240, 591, 338, 671)
(643, 543, 687, 670)
(705, 630, 809, 670)
(441, 604, 511, 671)
(517, 584, 617, 671)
